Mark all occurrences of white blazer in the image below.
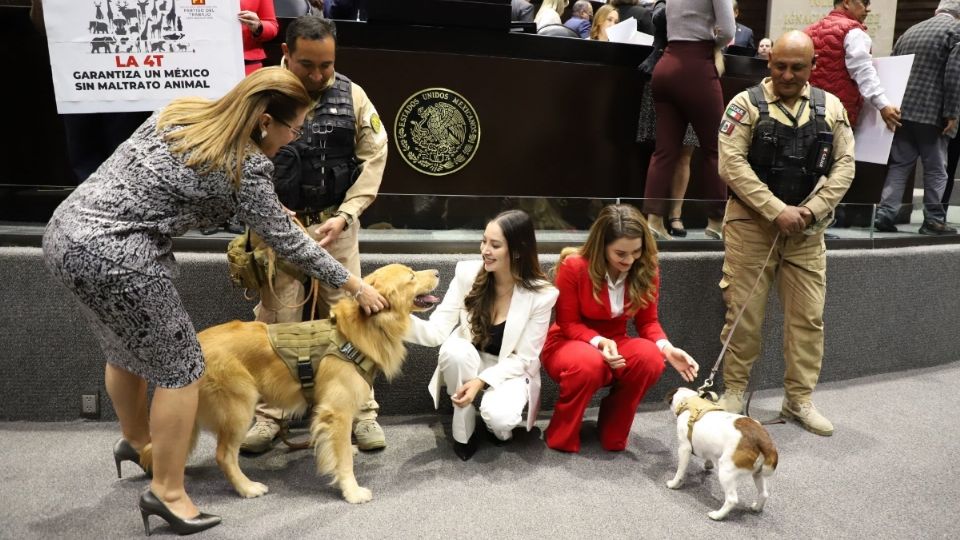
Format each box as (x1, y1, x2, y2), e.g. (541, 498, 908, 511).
(405, 260, 559, 431)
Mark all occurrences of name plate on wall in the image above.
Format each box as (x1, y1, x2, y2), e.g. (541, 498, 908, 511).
(767, 0, 898, 56)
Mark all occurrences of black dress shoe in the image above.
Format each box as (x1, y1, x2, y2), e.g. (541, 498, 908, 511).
(452, 436, 477, 461)
(113, 438, 149, 478)
(874, 218, 898, 233)
(199, 225, 220, 235)
(139, 490, 221, 536)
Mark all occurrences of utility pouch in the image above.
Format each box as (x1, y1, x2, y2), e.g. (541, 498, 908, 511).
(226, 230, 268, 290)
(808, 131, 834, 176)
(750, 120, 779, 168)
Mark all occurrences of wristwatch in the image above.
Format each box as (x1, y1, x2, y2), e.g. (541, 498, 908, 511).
(334, 211, 354, 230)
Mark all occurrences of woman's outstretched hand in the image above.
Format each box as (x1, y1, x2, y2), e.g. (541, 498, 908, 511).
(664, 345, 699, 382)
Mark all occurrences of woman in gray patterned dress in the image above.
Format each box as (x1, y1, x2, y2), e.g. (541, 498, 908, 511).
(42, 67, 386, 535)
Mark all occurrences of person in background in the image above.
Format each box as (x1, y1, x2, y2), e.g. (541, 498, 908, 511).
(564, 1, 594, 39)
(42, 67, 387, 536)
(540, 204, 699, 453)
(805, 0, 901, 130)
(874, 1, 960, 235)
(405, 210, 558, 461)
(732, 0, 755, 48)
(536, 0, 568, 30)
(643, 0, 735, 240)
(590, 5, 619, 41)
(637, 0, 697, 239)
(239, 1, 278, 75)
(756, 37, 773, 59)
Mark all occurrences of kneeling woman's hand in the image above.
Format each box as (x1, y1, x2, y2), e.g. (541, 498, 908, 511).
(663, 345, 699, 382)
(598, 338, 626, 370)
(451, 378, 486, 408)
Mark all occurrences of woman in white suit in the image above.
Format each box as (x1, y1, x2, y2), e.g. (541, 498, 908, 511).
(406, 210, 558, 460)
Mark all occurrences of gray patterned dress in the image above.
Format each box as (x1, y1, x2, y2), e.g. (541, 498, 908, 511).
(42, 113, 350, 388)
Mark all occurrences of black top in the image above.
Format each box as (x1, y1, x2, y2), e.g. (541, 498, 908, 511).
(481, 321, 507, 356)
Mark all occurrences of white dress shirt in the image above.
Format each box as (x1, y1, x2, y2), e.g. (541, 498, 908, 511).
(844, 28, 891, 110)
(588, 272, 671, 353)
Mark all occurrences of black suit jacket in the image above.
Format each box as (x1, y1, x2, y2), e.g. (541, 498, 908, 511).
(734, 23, 755, 48)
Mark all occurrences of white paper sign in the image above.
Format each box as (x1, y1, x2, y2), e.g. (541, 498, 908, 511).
(43, 0, 245, 114)
(606, 17, 654, 46)
(853, 54, 914, 164)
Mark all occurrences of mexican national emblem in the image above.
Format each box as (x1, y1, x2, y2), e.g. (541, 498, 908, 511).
(394, 88, 480, 176)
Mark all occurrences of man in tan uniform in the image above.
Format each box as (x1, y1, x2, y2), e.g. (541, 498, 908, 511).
(716, 31, 855, 436)
(243, 16, 389, 453)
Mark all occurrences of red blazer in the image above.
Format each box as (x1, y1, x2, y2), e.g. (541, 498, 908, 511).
(241, 0, 279, 64)
(545, 254, 667, 348)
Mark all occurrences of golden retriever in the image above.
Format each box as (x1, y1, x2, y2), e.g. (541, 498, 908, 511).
(142, 264, 440, 503)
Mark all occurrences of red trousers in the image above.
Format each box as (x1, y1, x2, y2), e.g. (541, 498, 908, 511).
(643, 40, 727, 218)
(541, 337, 665, 452)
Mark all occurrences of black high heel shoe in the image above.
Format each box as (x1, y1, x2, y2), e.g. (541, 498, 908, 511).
(452, 434, 477, 461)
(114, 438, 148, 478)
(139, 490, 221, 536)
(667, 217, 688, 238)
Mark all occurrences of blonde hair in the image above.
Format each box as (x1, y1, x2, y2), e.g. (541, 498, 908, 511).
(557, 204, 658, 315)
(158, 67, 311, 187)
(591, 5, 617, 40)
(537, 0, 569, 19)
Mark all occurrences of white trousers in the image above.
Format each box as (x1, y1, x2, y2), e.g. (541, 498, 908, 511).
(438, 336, 529, 444)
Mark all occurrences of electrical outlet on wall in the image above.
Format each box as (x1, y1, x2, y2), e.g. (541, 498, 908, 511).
(81, 392, 100, 419)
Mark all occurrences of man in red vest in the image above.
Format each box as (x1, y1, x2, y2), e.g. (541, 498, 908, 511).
(805, 0, 901, 130)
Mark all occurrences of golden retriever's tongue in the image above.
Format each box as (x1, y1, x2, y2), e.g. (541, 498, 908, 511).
(414, 294, 440, 307)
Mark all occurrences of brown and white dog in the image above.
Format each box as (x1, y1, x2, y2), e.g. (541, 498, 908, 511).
(665, 387, 778, 520)
(142, 264, 440, 504)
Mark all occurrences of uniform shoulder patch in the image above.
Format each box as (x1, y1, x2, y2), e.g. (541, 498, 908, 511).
(719, 119, 737, 136)
(725, 104, 747, 123)
(370, 113, 382, 134)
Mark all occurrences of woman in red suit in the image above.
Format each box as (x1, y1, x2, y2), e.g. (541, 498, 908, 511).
(541, 204, 699, 453)
(239, 1, 279, 75)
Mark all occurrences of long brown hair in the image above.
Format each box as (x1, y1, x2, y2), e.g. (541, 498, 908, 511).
(464, 210, 547, 350)
(158, 67, 311, 187)
(590, 5, 617, 40)
(557, 204, 658, 315)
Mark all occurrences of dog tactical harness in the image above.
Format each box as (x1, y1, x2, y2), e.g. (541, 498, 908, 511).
(266, 318, 377, 403)
(676, 396, 725, 444)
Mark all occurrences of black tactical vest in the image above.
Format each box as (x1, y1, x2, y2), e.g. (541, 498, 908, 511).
(273, 73, 360, 212)
(746, 85, 834, 206)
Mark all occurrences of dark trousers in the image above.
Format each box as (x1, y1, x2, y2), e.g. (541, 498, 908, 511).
(644, 41, 727, 218)
(944, 133, 960, 209)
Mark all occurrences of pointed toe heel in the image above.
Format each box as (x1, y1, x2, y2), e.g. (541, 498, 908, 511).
(138, 490, 221, 536)
(113, 438, 145, 479)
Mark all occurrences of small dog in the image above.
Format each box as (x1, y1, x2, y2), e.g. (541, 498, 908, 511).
(665, 387, 778, 520)
(142, 264, 440, 504)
